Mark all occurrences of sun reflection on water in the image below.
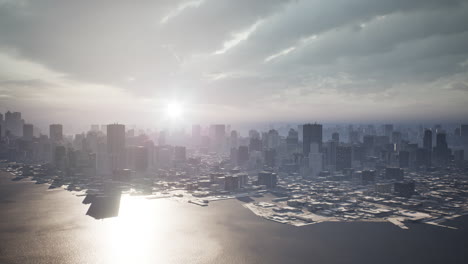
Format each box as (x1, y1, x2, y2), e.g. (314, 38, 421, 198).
(103, 196, 172, 264)
(99, 195, 221, 264)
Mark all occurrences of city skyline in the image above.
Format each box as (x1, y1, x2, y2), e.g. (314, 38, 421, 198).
(1, 2, 468, 263)
(1, 0, 468, 128)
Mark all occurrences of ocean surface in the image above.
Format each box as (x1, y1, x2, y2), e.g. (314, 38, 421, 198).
(1, 171, 467, 264)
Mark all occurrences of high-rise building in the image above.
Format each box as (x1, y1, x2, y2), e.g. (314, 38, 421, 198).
(332, 132, 340, 142)
(210, 124, 226, 153)
(126, 146, 148, 172)
(461, 125, 468, 156)
(5, 111, 23, 136)
(174, 146, 187, 162)
(266, 129, 279, 149)
(286, 128, 299, 154)
(237, 145, 249, 166)
(23, 124, 34, 141)
(264, 148, 276, 168)
(385, 167, 404, 180)
(324, 140, 337, 171)
(303, 123, 322, 156)
(49, 124, 63, 142)
(0, 113, 3, 138)
(454, 149, 464, 162)
(308, 143, 322, 177)
(107, 124, 126, 171)
(336, 145, 352, 171)
(134, 146, 148, 172)
(249, 137, 262, 152)
(349, 130, 359, 144)
(394, 181, 415, 197)
(230, 130, 239, 149)
(53, 145, 67, 170)
(434, 133, 450, 166)
(363, 135, 375, 156)
(362, 170, 376, 184)
(257, 171, 277, 188)
(423, 129, 432, 151)
(399, 150, 410, 168)
(392, 131, 402, 145)
(224, 175, 240, 191)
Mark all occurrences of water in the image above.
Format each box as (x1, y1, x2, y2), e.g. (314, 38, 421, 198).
(1, 171, 467, 264)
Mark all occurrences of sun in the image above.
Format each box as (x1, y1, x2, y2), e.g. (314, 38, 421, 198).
(165, 102, 183, 119)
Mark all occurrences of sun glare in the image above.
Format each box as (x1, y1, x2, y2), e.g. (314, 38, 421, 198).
(165, 102, 183, 120)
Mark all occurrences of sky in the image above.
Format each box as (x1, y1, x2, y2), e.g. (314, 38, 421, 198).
(0, 0, 468, 132)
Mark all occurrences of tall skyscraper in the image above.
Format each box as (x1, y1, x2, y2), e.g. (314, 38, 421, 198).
(174, 146, 187, 162)
(363, 135, 375, 156)
(286, 128, 299, 154)
(461, 124, 468, 144)
(266, 129, 279, 149)
(210, 124, 226, 153)
(264, 148, 276, 168)
(23, 124, 34, 141)
(324, 140, 337, 171)
(49, 124, 63, 142)
(5, 111, 23, 136)
(107, 124, 126, 171)
(237, 145, 249, 166)
(230, 130, 239, 149)
(336, 145, 352, 171)
(303, 123, 322, 156)
(423, 129, 432, 151)
(436, 133, 448, 150)
(308, 143, 323, 176)
(434, 132, 450, 166)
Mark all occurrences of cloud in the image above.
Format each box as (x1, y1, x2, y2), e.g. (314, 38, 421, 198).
(0, 0, 468, 126)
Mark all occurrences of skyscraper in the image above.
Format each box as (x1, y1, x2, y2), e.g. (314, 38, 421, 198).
(308, 143, 323, 176)
(286, 128, 299, 154)
(461, 124, 468, 144)
(332, 132, 340, 142)
(363, 135, 375, 156)
(423, 129, 432, 151)
(336, 145, 352, 171)
(434, 132, 450, 166)
(107, 124, 126, 171)
(436, 132, 448, 150)
(303, 123, 322, 156)
(324, 140, 337, 171)
(266, 129, 279, 149)
(5, 111, 23, 136)
(210, 124, 226, 153)
(23, 124, 34, 141)
(49, 124, 63, 142)
(230, 130, 239, 149)
(237, 145, 249, 166)
(264, 148, 276, 168)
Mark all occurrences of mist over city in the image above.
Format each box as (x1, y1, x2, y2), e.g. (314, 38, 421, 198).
(1, 1, 468, 264)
